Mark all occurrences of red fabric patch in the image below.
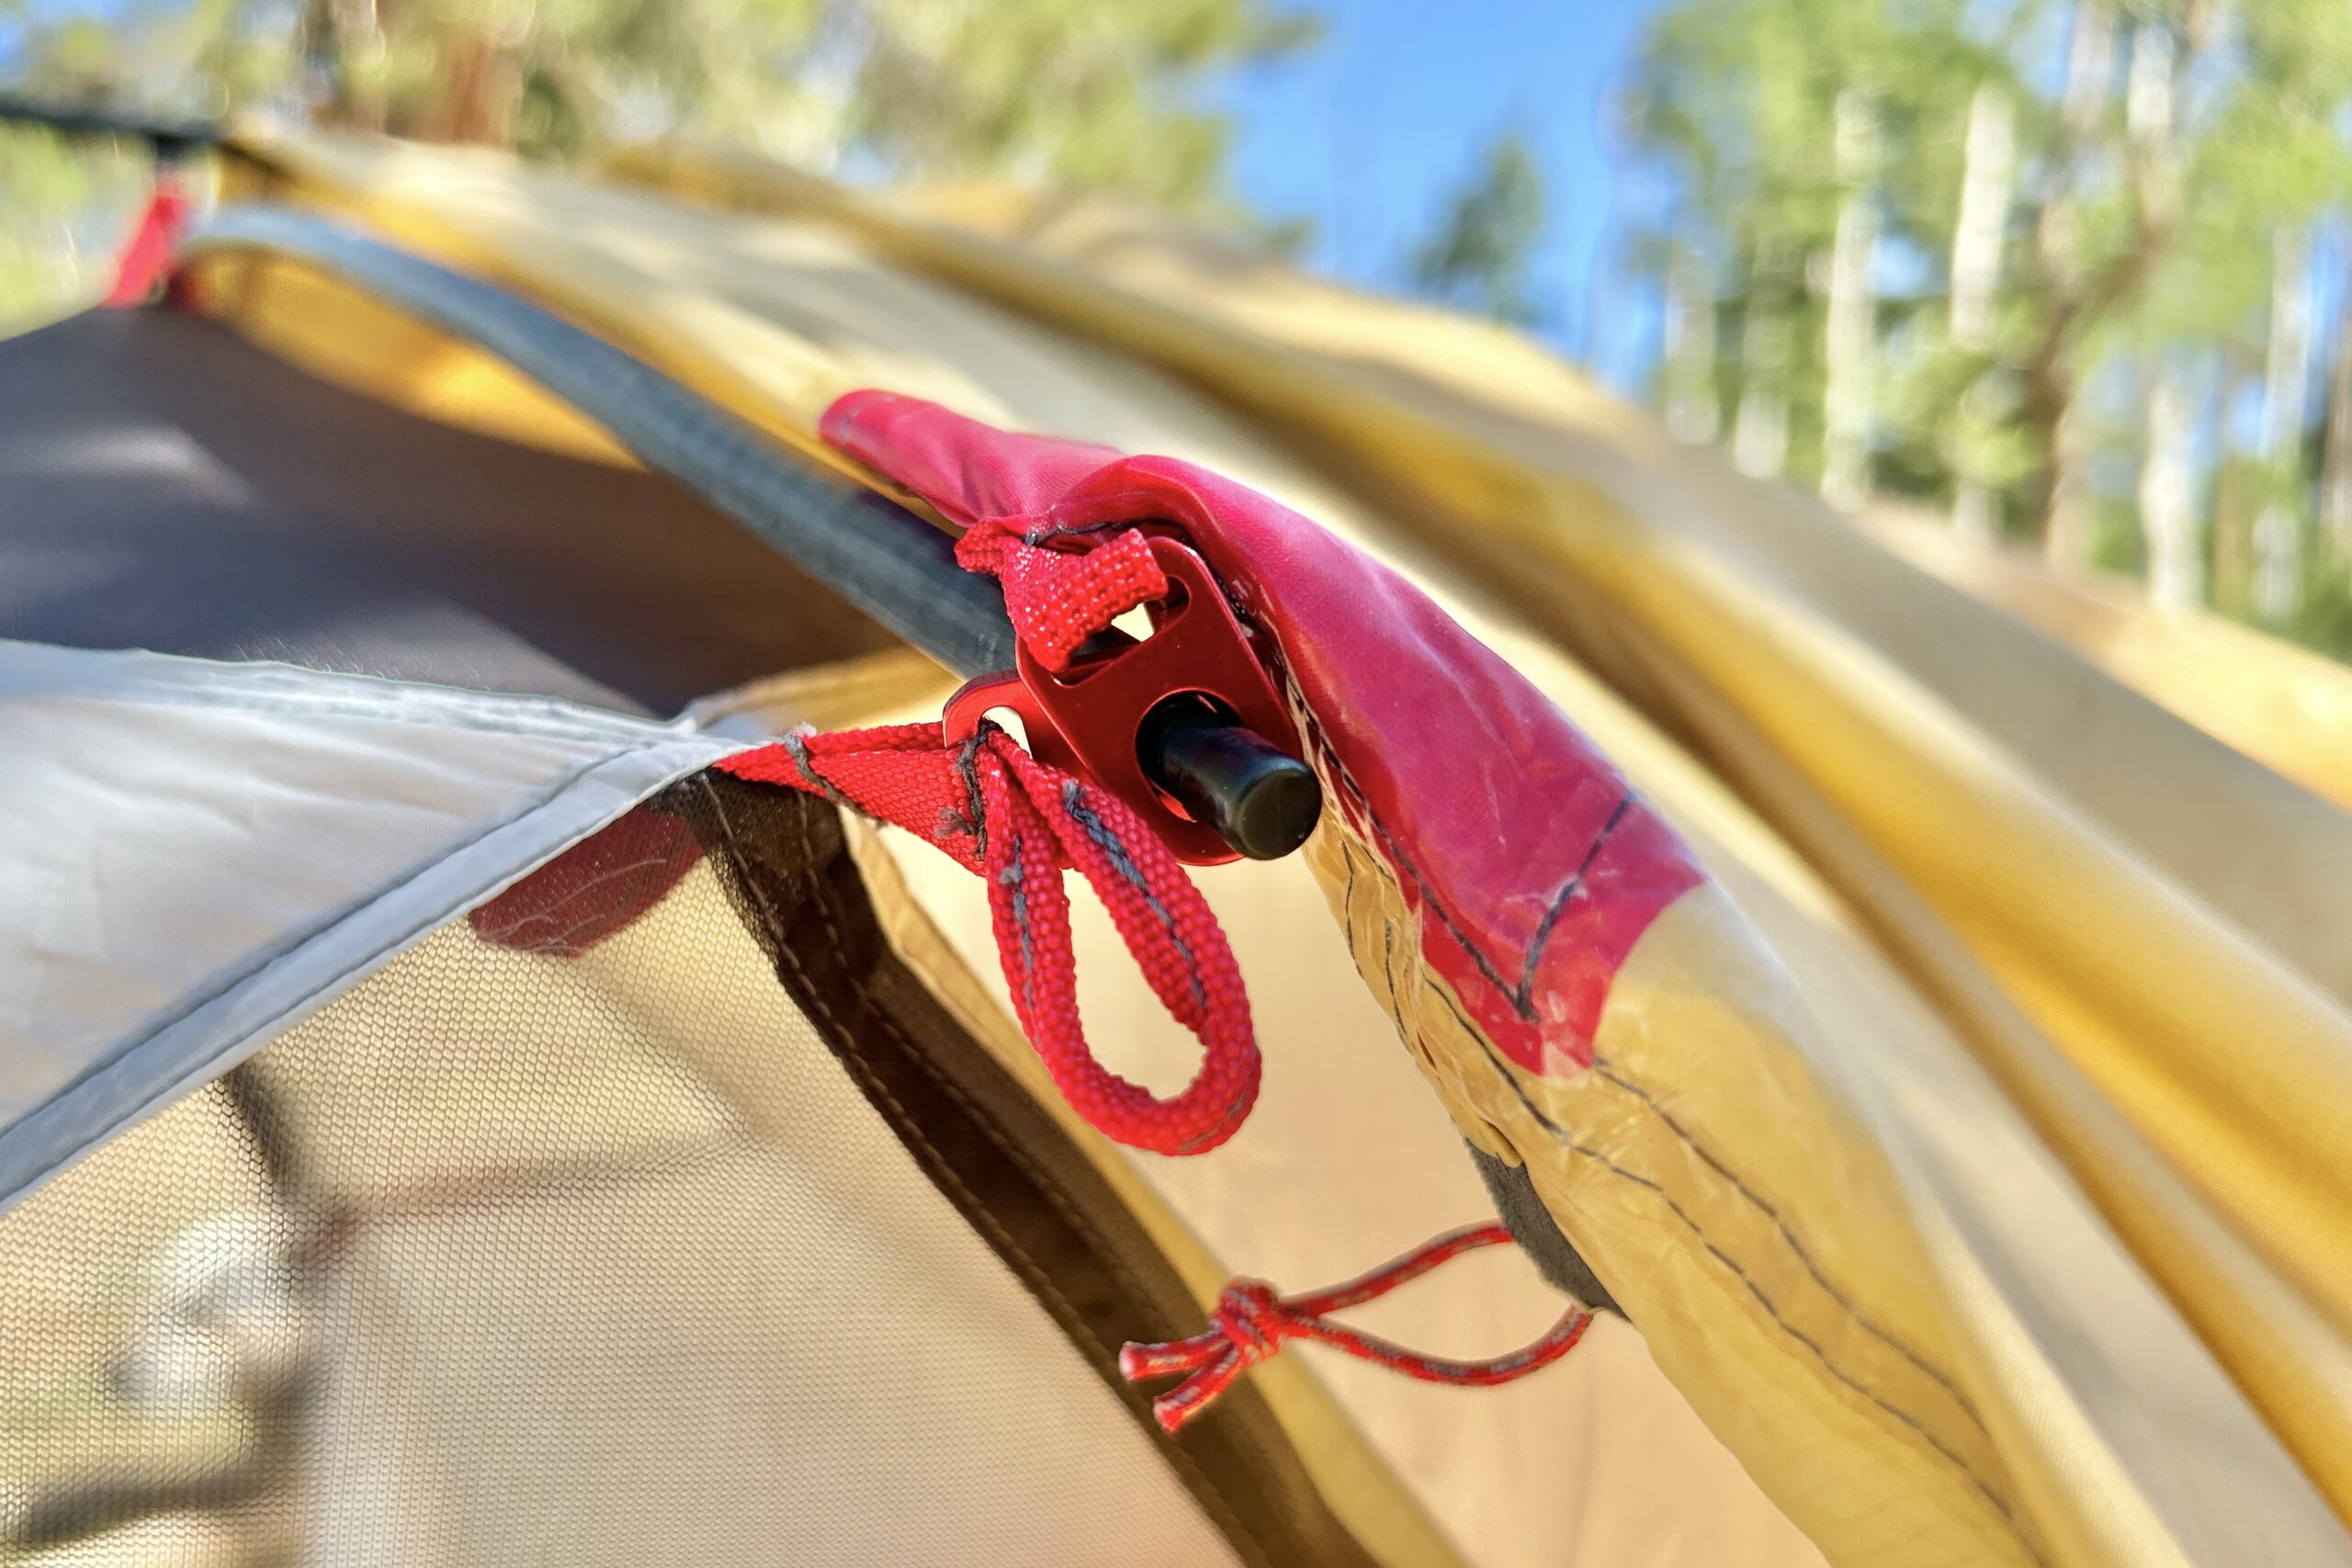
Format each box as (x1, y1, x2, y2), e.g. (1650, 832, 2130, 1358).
(102, 174, 189, 310)
(821, 393, 1705, 1075)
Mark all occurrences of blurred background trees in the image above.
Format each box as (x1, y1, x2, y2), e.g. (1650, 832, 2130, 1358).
(3, 0, 1317, 206)
(11, 0, 2352, 655)
(1613, 0, 2352, 650)
(0, 0, 1317, 327)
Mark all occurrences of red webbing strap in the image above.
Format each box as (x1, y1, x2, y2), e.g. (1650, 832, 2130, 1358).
(715, 721, 1260, 1156)
(101, 171, 188, 309)
(954, 518, 1169, 673)
(1119, 1224, 1594, 1432)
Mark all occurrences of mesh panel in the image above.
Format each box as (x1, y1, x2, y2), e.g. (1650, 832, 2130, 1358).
(0, 848, 1238, 1567)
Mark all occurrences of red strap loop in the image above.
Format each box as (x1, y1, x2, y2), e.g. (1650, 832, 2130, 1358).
(1119, 1224, 1593, 1432)
(716, 720, 1260, 1156)
(955, 520, 1169, 674)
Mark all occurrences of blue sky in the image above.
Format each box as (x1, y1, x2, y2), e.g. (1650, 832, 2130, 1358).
(1213, 0, 1670, 378)
(5, 0, 1672, 379)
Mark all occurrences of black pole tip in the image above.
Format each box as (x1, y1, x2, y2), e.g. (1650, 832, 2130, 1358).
(1140, 697, 1323, 862)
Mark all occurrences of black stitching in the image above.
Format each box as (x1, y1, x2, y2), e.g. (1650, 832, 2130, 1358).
(1303, 719, 1627, 1026)
(1293, 711, 2036, 1560)
(1587, 1056, 1985, 1417)
(1433, 977, 2036, 1555)
(1307, 715, 1982, 1420)
(781, 728, 855, 812)
(1061, 781, 1208, 1012)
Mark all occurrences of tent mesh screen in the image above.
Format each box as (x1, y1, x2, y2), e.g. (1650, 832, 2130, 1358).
(0, 822, 1238, 1567)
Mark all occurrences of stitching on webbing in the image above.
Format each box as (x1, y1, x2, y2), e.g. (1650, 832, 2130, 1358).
(1060, 781, 1209, 1013)
(1310, 714, 1974, 1411)
(695, 779, 1283, 1568)
(1585, 1055, 1984, 1418)
(1426, 962, 2035, 1556)
(1300, 717, 1625, 1026)
(1304, 718, 2036, 1561)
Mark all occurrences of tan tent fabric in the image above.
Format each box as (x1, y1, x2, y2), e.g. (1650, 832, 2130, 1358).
(592, 143, 2352, 1543)
(0, 873, 1246, 1568)
(1856, 503, 2352, 815)
(161, 130, 2352, 1567)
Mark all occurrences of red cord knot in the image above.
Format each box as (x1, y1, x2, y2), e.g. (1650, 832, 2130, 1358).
(1120, 1223, 1595, 1434)
(1210, 1280, 1287, 1368)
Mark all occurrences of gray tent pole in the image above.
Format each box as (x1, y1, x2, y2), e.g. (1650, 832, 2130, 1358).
(177, 206, 1320, 859)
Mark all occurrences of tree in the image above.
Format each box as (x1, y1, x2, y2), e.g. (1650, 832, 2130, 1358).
(1620, 0, 2352, 658)
(3, 0, 1320, 216)
(1407, 131, 1547, 327)
(0, 122, 142, 328)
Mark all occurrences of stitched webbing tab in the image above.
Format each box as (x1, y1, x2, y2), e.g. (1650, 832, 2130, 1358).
(956, 520, 1169, 674)
(1119, 1224, 1592, 1431)
(716, 721, 1260, 1156)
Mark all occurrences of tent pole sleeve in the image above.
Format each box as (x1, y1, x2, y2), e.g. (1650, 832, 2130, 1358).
(183, 204, 1020, 677)
(175, 206, 1321, 861)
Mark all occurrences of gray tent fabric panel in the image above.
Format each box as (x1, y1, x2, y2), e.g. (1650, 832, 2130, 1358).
(0, 309, 893, 714)
(0, 640, 743, 1213)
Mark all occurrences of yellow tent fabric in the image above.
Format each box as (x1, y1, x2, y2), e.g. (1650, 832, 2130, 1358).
(1856, 503, 2352, 816)
(180, 130, 2352, 1568)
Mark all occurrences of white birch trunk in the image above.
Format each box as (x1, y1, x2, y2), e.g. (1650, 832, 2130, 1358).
(1950, 85, 2014, 354)
(2126, 17, 2176, 147)
(2324, 299, 2352, 552)
(2127, 18, 2205, 608)
(1822, 90, 1878, 508)
(2255, 223, 2312, 620)
(2141, 363, 2202, 610)
(2065, 0, 2115, 140)
(1950, 85, 2015, 537)
(2040, 0, 2114, 566)
(1664, 248, 1721, 444)
(1734, 245, 1790, 479)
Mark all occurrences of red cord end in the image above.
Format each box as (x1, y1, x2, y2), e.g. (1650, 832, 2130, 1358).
(1120, 1226, 1591, 1433)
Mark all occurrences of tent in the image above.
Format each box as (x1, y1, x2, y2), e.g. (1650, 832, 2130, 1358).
(2, 123, 2349, 1568)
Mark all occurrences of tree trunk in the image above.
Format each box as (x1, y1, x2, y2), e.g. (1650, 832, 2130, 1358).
(2029, 0, 2113, 561)
(1950, 84, 2014, 538)
(1821, 90, 1878, 509)
(2323, 283, 2352, 553)
(1663, 246, 1721, 444)
(301, 0, 388, 131)
(2141, 361, 2202, 610)
(2254, 223, 2312, 620)
(1950, 85, 2012, 355)
(2044, 398, 2098, 570)
(1734, 246, 1791, 479)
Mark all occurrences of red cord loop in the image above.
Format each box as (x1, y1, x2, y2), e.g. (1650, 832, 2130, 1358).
(715, 718, 1261, 1155)
(1120, 1224, 1593, 1433)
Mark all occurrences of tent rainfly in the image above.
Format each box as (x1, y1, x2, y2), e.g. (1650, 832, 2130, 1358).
(2, 119, 2350, 1568)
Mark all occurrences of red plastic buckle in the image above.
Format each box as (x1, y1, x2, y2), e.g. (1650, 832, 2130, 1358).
(944, 536, 1296, 865)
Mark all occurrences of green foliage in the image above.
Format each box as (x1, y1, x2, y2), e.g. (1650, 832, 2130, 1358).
(2288, 551, 2352, 661)
(0, 123, 142, 333)
(1408, 132, 1547, 326)
(1622, 0, 2352, 660)
(3, 0, 1319, 217)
